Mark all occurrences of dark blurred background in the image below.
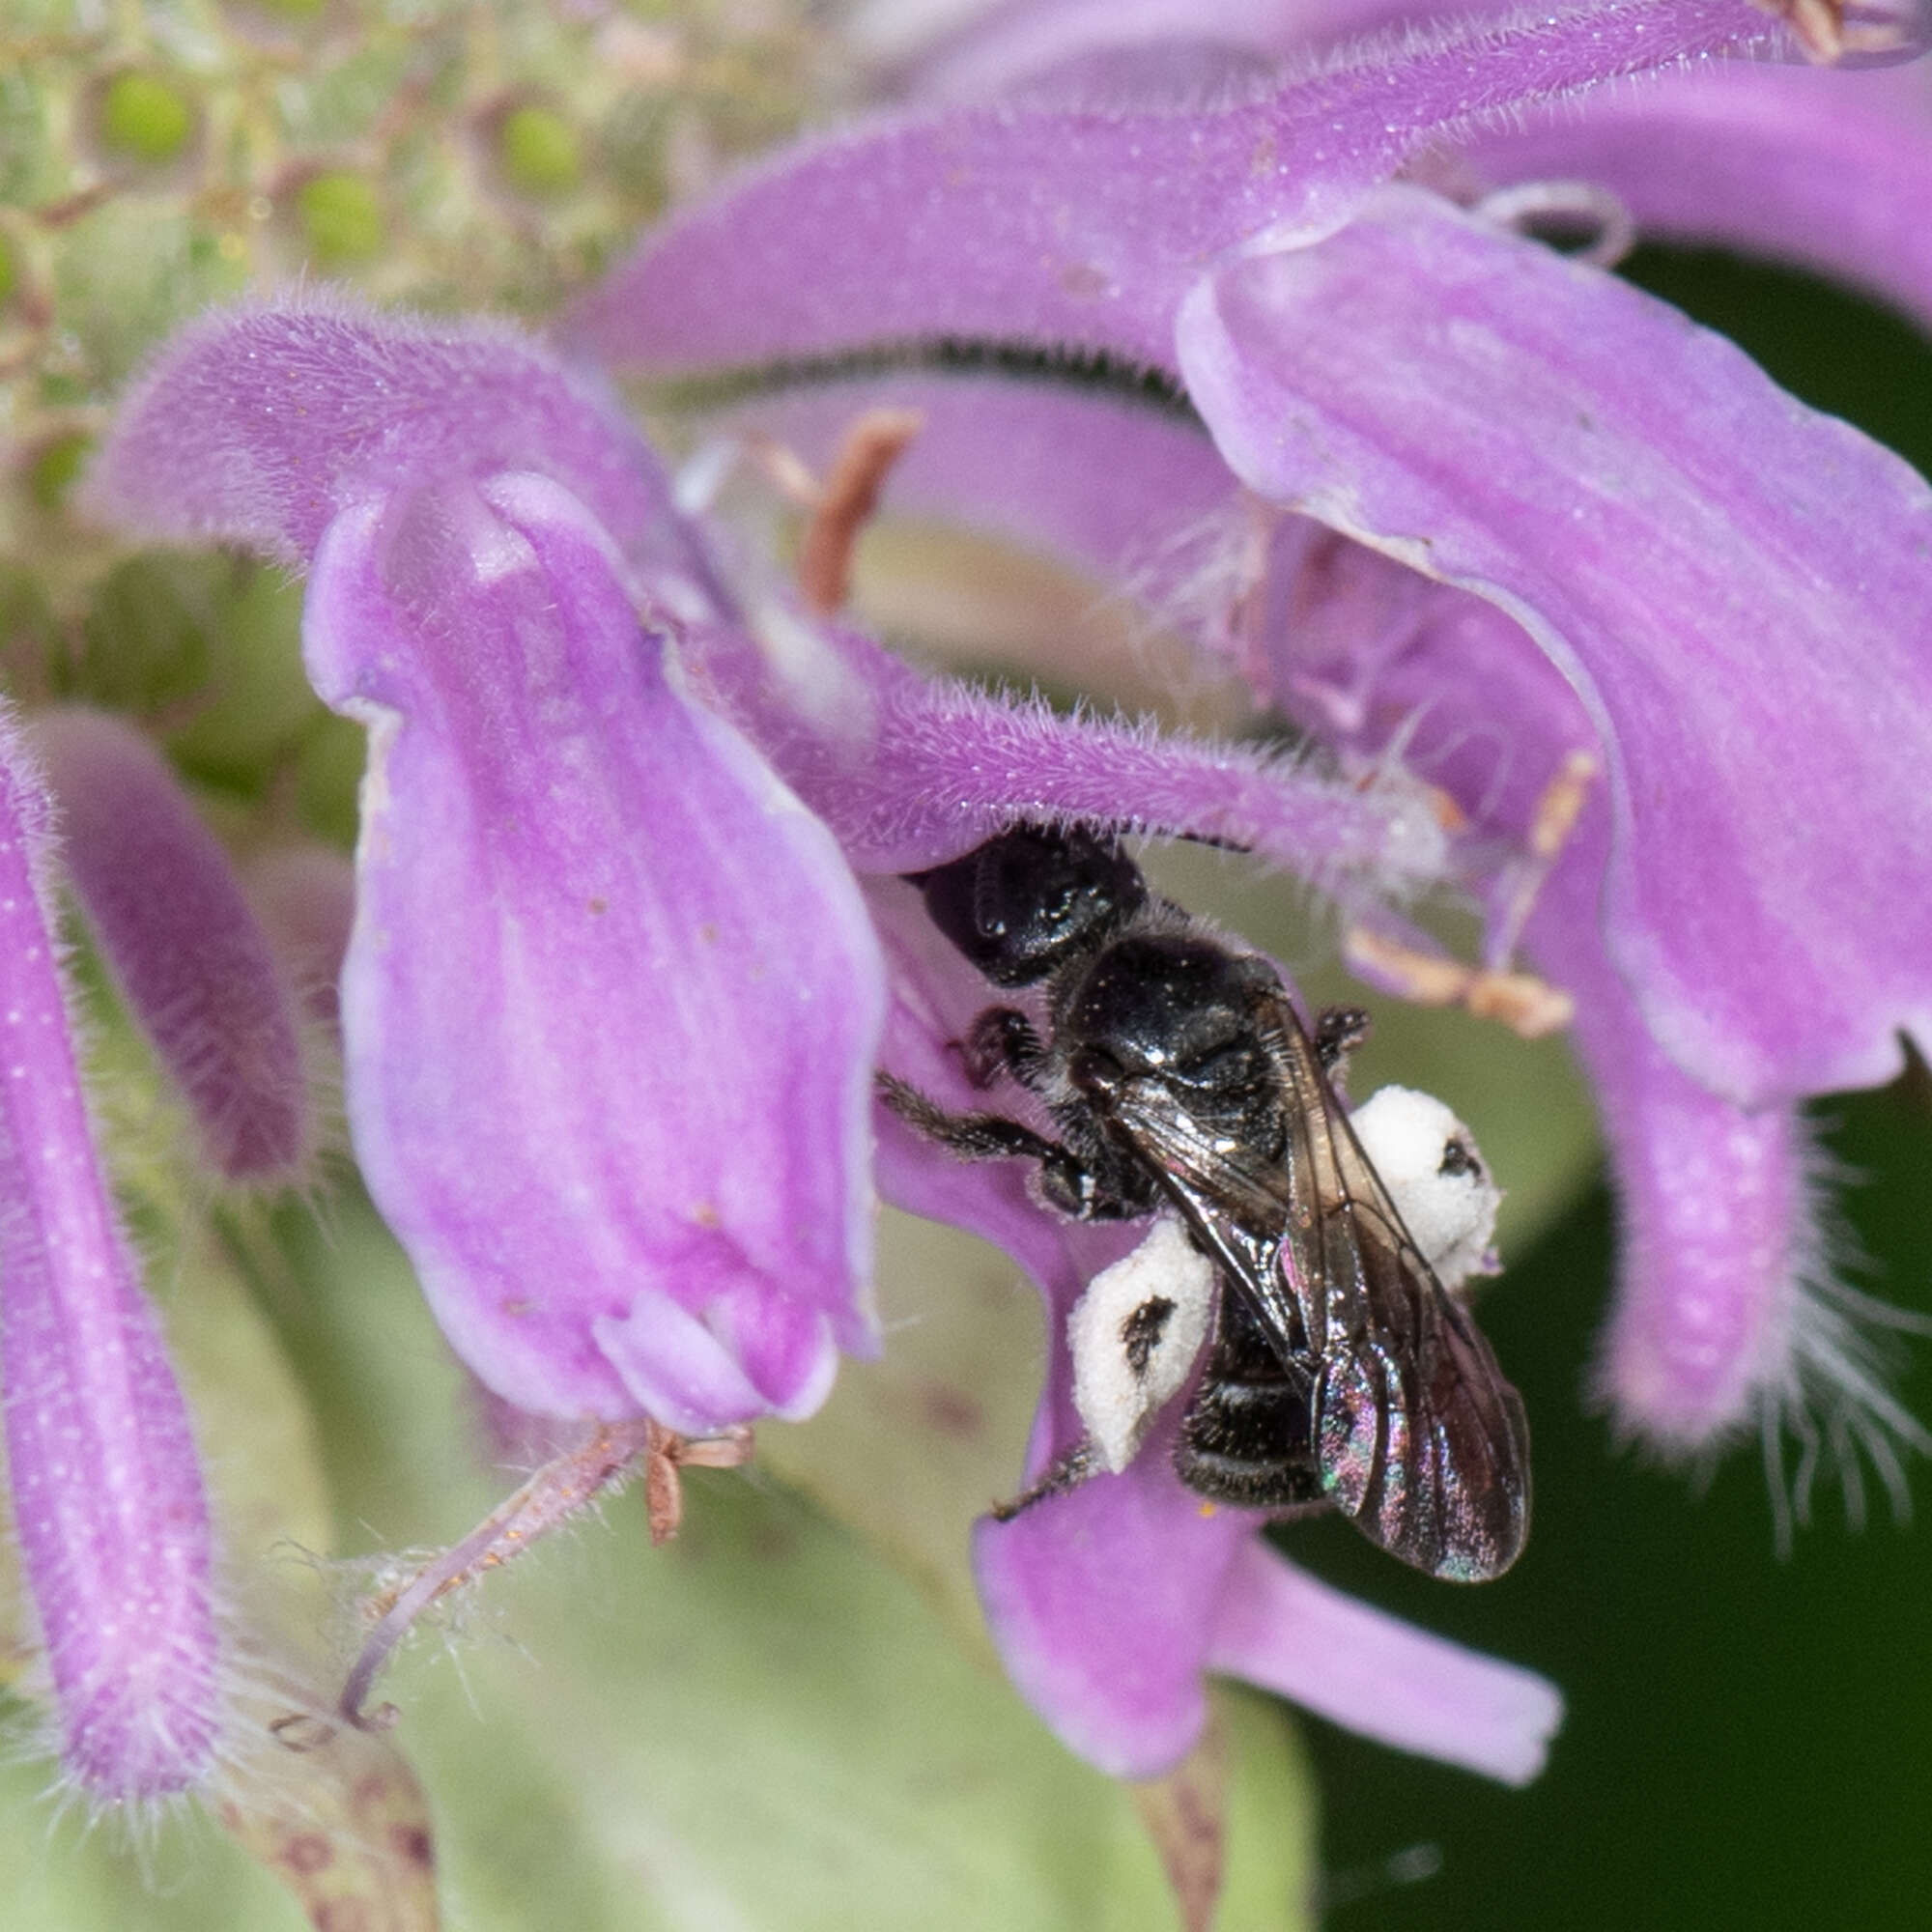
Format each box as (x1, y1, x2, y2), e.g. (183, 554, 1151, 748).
(1298, 247, 1932, 1931)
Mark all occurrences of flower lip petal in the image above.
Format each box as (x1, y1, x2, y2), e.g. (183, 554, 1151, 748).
(972, 1436, 1257, 1778)
(305, 471, 884, 1427)
(1207, 1539, 1563, 1785)
(1177, 185, 1932, 1105)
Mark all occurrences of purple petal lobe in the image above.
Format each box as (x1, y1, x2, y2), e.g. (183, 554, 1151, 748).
(1206, 1541, 1562, 1785)
(304, 473, 883, 1426)
(1177, 189, 1932, 1104)
(591, 1292, 778, 1435)
(36, 707, 310, 1181)
(973, 1456, 1256, 1778)
(0, 713, 218, 1800)
(574, 0, 1791, 380)
(86, 299, 706, 584)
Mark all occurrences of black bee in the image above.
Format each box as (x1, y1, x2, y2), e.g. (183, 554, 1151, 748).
(879, 824, 1529, 1582)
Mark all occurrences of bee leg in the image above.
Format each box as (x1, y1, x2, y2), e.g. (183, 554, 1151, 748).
(876, 1072, 1129, 1220)
(988, 1441, 1098, 1521)
(1313, 1005, 1372, 1076)
(877, 1070, 1063, 1158)
(958, 1006, 1045, 1091)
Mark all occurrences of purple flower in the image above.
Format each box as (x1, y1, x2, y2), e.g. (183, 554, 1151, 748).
(565, 0, 1932, 1774)
(0, 711, 222, 1803)
(82, 289, 1550, 1787)
(87, 297, 1442, 1430)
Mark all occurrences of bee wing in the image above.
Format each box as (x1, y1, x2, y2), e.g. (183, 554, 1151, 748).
(1256, 993, 1531, 1580)
(1096, 1075, 1312, 1369)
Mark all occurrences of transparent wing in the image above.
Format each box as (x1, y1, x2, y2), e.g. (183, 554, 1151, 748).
(1255, 992, 1530, 1581)
(1095, 1073, 1311, 1364)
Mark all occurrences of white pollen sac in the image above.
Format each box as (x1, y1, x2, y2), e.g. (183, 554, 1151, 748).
(1349, 1084, 1504, 1292)
(1067, 1216, 1216, 1474)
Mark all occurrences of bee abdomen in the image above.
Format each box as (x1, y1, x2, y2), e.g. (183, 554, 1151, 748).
(1175, 1370, 1325, 1509)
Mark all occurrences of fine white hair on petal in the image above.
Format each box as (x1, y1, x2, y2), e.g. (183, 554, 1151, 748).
(1755, 1137, 1932, 1555)
(1067, 1215, 1215, 1473)
(1350, 1085, 1504, 1292)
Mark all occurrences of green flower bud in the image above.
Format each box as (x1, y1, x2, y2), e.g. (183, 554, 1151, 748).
(295, 170, 383, 266)
(98, 72, 196, 165)
(499, 104, 582, 198)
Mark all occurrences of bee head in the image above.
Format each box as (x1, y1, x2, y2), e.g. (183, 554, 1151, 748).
(911, 824, 1146, 986)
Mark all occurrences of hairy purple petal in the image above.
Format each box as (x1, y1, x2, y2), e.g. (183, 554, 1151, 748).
(35, 708, 310, 1181)
(85, 298, 711, 589)
(303, 474, 883, 1427)
(574, 0, 1793, 379)
(689, 611, 1444, 887)
(0, 714, 218, 1801)
(1177, 188, 1932, 1105)
(1206, 1540, 1562, 1784)
(896, 0, 1932, 327)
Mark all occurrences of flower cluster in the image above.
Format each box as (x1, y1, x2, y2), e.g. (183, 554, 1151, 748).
(1, 3, 1929, 1918)
(562, 0, 1932, 1774)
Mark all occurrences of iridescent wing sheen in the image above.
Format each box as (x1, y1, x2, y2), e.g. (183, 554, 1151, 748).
(1100, 989, 1530, 1581)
